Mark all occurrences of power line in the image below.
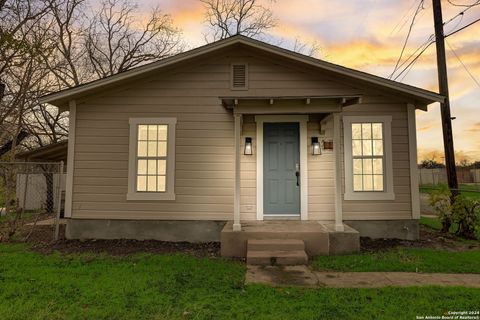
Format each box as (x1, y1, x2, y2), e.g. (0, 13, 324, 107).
(447, 0, 480, 7)
(446, 39, 480, 89)
(443, 0, 480, 25)
(393, 34, 434, 75)
(446, 16, 480, 36)
(391, 11, 480, 80)
(390, 0, 421, 35)
(389, 0, 425, 79)
(393, 40, 435, 81)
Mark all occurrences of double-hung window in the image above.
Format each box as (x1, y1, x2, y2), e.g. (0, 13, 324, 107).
(343, 116, 394, 200)
(127, 118, 176, 200)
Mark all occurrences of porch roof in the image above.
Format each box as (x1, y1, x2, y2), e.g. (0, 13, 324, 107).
(220, 95, 363, 114)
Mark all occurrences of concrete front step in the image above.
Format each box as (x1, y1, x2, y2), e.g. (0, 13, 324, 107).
(247, 250, 308, 266)
(248, 239, 305, 251)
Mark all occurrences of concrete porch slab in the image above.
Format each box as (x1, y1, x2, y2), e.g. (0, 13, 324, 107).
(221, 220, 360, 258)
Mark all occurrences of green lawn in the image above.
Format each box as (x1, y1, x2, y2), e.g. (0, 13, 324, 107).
(311, 248, 480, 273)
(420, 183, 480, 200)
(311, 218, 480, 273)
(1, 244, 479, 320)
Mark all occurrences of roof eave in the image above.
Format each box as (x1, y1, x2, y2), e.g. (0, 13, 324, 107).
(39, 35, 445, 108)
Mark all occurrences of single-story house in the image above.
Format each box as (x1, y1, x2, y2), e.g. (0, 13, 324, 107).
(39, 35, 443, 259)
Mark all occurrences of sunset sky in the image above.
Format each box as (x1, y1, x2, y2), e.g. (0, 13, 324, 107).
(142, 0, 480, 163)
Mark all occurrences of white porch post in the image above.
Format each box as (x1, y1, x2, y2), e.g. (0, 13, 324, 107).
(333, 112, 344, 231)
(233, 113, 242, 231)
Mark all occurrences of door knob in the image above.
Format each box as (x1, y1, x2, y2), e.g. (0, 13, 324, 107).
(295, 163, 300, 186)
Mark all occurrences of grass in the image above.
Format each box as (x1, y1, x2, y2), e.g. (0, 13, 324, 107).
(1, 244, 479, 320)
(420, 183, 480, 200)
(311, 217, 480, 274)
(311, 248, 480, 273)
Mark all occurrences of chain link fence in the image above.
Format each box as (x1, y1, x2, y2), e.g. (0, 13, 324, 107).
(0, 161, 65, 240)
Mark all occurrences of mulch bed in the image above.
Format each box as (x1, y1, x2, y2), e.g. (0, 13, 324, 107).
(2, 215, 478, 257)
(361, 225, 480, 252)
(21, 225, 221, 258)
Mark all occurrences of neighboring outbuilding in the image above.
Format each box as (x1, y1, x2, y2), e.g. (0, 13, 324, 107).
(39, 35, 443, 259)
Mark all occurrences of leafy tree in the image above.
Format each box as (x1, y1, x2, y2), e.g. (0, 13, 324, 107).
(419, 159, 445, 169)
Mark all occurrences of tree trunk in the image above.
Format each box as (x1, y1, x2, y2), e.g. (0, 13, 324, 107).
(441, 217, 451, 233)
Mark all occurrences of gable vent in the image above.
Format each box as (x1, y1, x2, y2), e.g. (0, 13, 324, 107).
(231, 63, 248, 90)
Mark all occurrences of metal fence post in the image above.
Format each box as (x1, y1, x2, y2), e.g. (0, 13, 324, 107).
(54, 161, 64, 241)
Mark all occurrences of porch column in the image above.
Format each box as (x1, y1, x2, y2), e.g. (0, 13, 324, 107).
(333, 112, 344, 231)
(233, 113, 242, 231)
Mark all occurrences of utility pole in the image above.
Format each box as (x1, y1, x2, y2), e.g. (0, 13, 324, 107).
(432, 0, 458, 196)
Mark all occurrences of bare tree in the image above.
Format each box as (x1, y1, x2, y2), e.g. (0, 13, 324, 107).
(85, 0, 183, 78)
(292, 37, 321, 57)
(41, 0, 90, 89)
(0, 0, 49, 128)
(201, 0, 276, 42)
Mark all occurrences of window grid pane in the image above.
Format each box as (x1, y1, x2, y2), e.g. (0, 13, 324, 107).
(351, 122, 385, 192)
(136, 124, 168, 193)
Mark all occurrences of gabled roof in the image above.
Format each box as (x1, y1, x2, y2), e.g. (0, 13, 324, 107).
(39, 35, 443, 108)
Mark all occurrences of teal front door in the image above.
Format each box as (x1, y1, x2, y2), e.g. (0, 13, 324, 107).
(263, 123, 300, 215)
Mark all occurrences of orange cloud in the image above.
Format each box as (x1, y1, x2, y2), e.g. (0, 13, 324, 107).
(418, 124, 436, 132)
(467, 122, 480, 133)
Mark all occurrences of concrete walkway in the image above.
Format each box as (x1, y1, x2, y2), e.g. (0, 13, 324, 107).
(246, 265, 480, 288)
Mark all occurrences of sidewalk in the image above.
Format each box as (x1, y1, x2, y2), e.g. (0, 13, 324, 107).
(246, 265, 480, 288)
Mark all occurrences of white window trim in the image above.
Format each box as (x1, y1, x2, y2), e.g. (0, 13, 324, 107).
(255, 115, 308, 220)
(127, 117, 176, 201)
(343, 115, 395, 201)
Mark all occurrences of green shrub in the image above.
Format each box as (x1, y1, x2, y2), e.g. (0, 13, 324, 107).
(428, 185, 452, 232)
(451, 195, 480, 239)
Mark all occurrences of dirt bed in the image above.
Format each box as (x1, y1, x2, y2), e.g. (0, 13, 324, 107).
(361, 225, 480, 252)
(23, 225, 220, 257)
(2, 215, 478, 256)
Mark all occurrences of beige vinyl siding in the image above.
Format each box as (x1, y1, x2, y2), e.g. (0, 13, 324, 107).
(72, 46, 414, 221)
(341, 101, 413, 220)
(308, 115, 335, 220)
(240, 115, 257, 220)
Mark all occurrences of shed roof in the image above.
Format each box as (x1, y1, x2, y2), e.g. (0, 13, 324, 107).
(15, 141, 68, 162)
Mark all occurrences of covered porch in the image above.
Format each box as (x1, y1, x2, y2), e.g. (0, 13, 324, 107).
(224, 95, 362, 230)
(220, 95, 362, 261)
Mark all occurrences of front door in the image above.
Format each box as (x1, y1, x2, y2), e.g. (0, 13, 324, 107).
(263, 123, 300, 216)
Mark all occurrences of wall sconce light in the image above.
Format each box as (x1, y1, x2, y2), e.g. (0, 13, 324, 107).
(244, 137, 253, 155)
(311, 137, 321, 155)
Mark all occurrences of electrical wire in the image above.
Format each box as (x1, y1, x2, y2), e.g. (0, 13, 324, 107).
(390, 3, 480, 81)
(446, 16, 480, 37)
(389, 0, 425, 79)
(447, 0, 480, 8)
(393, 40, 435, 81)
(446, 40, 480, 89)
(444, 0, 480, 25)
